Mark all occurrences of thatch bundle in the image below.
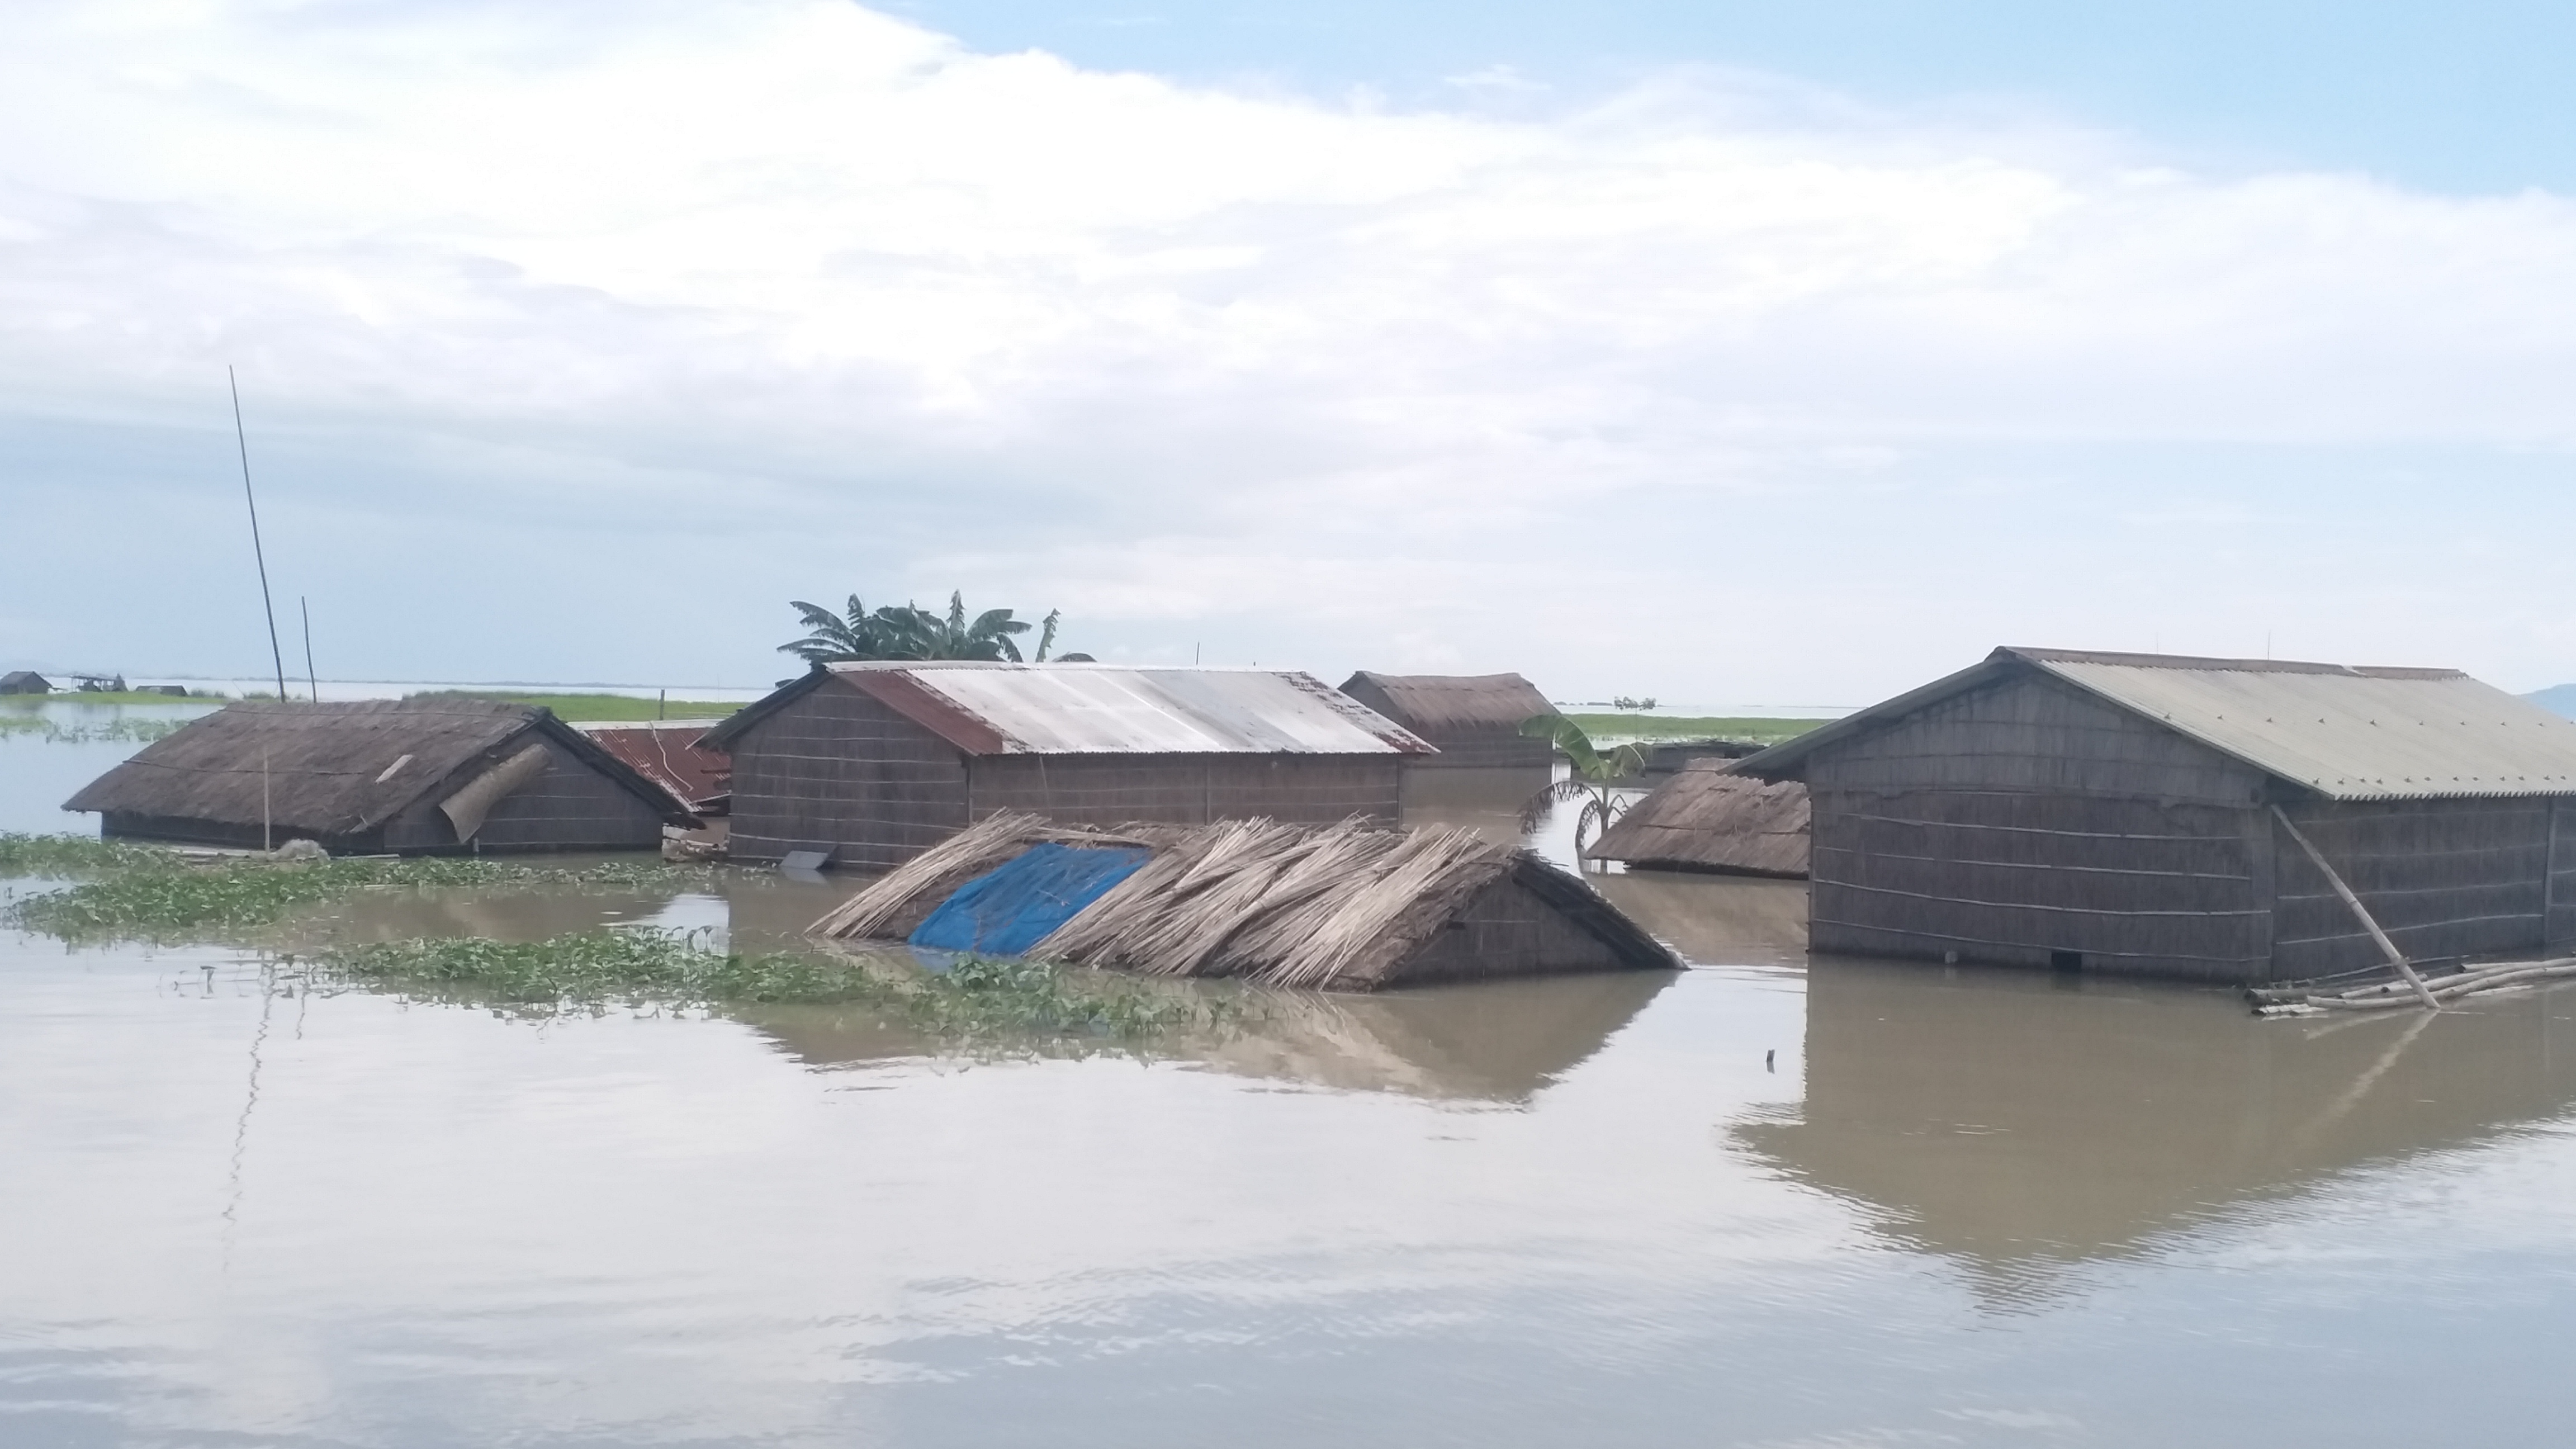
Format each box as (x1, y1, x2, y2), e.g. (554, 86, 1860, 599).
(812, 813, 1677, 991)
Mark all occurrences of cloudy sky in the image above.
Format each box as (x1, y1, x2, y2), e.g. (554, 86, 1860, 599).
(4, 0, 2574, 705)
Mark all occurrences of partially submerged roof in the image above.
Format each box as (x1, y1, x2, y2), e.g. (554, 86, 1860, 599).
(65, 699, 684, 836)
(1586, 762, 1810, 877)
(1336, 671, 1552, 733)
(574, 719, 732, 812)
(1739, 647, 2576, 802)
(813, 811, 1679, 989)
(711, 662, 1433, 756)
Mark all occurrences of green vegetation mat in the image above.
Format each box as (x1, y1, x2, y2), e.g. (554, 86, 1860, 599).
(311, 930, 1229, 1038)
(1, 836, 701, 939)
(404, 690, 746, 722)
(1559, 713, 1830, 745)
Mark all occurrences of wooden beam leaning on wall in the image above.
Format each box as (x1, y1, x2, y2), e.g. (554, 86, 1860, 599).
(2270, 805, 2442, 1012)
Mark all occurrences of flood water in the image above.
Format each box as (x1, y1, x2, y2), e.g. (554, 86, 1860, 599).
(10, 717, 2576, 1445)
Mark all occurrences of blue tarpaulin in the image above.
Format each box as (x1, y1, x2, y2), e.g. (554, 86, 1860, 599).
(907, 842, 1153, 956)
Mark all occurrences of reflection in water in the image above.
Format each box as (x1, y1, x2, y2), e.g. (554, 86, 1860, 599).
(752, 969, 1675, 1103)
(25, 773, 2576, 1446)
(1593, 874, 1807, 968)
(1739, 956, 2576, 1303)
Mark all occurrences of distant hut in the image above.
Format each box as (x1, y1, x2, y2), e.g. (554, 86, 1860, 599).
(710, 663, 1433, 868)
(1586, 761, 1810, 877)
(1735, 647, 2576, 984)
(1336, 672, 1554, 769)
(1, 670, 50, 695)
(811, 811, 1680, 989)
(574, 719, 732, 817)
(64, 699, 686, 853)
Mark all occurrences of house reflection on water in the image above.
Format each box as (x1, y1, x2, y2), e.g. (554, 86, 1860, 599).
(1737, 957, 2576, 1301)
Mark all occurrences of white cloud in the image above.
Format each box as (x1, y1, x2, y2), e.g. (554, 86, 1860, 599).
(5, 0, 2576, 697)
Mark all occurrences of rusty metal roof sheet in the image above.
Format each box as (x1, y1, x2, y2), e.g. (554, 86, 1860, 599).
(828, 662, 1435, 757)
(1741, 647, 2576, 801)
(573, 720, 732, 812)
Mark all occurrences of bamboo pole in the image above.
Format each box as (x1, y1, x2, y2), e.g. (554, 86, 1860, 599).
(2271, 805, 2440, 1012)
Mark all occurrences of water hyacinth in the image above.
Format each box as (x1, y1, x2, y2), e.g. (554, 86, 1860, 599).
(2, 839, 705, 940)
(310, 928, 1229, 1040)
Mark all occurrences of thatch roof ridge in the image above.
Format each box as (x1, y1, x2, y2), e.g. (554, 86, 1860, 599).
(63, 697, 684, 836)
(1338, 671, 1552, 733)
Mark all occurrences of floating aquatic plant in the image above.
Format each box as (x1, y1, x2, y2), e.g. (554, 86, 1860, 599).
(306, 927, 1227, 1040)
(3, 846, 705, 940)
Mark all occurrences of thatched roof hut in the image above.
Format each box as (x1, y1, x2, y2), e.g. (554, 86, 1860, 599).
(64, 699, 686, 854)
(1336, 671, 1553, 769)
(812, 812, 1678, 990)
(1586, 760, 1810, 877)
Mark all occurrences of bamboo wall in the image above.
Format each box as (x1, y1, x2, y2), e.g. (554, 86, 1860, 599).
(969, 755, 1401, 831)
(727, 684, 970, 867)
(2272, 797, 2566, 979)
(1806, 674, 2272, 982)
(1403, 730, 1552, 771)
(1393, 873, 1636, 984)
(386, 738, 665, 854)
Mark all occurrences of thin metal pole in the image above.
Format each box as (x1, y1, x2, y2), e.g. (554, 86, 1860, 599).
(229, 367, 288, 699)
(300, 596, 318, 702)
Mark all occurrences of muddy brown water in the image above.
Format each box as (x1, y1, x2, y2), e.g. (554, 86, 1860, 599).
(10, 745, 2576, 1444)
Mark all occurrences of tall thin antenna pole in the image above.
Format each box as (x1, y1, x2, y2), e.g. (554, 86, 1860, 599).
(300, 596, 318, 702)
(229, 367, 288, 699)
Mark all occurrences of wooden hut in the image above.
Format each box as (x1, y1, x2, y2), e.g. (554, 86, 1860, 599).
(1734, 647, 2576, 984)
(711, 663, 1433, 868)
(1, 670, 50, 695)
(811, 811, 1680, 989)
(1336, 671, 1554, 769)
(64, 699, 686, 854)
(1585, 760, 1810, 877)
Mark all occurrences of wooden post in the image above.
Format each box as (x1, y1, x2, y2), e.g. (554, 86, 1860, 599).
(262, 746, 272, 855)
(2546, 798, 2564, 949)
(2272, 806, 2439, 1012)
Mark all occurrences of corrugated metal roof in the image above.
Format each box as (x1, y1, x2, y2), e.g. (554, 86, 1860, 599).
(831, 662, 1435, 756)
(2023, 652, 2576, 800)
(1739, 647, 2576, 801)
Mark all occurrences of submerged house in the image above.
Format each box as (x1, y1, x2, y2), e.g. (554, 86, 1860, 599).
(811, 811, 1680, 989)
(1336, 672, 1554, 770)
(1585, 761, 1811, 878)
(1734, 647, 2576, 984)
(64, 699, 686, 853)
(1, 670, 50, 695)
(712, 662, 1433, 868)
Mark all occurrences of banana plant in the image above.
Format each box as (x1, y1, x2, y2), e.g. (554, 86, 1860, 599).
(780, 592, 1059, 664)
(1518, 713, 1648, 864)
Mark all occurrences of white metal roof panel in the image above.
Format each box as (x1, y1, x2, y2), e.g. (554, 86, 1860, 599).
(834, 663, 1431, 756)
(2030, 656, 2576, 800)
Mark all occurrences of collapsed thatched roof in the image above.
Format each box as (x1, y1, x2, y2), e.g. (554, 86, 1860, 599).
(63, 699, 682, 839)
(1336, 671, 1552, 735)
(813, 811, 1677, 989)
(1585, 760, 1810, 877)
